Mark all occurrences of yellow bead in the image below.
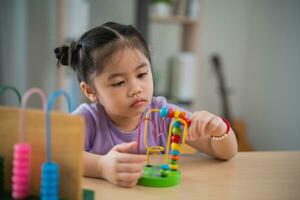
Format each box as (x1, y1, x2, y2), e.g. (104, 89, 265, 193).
(174, 109, 180, 119)
(171, 142, 181, 151)
(169, 163, 178, 170)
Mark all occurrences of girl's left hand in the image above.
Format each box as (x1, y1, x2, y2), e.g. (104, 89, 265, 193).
(187, 111, 227, 141)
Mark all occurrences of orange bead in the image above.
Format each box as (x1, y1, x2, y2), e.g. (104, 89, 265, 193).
(171, 155, 179, 161)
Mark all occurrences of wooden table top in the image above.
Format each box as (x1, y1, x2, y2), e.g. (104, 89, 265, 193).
(83, 151, 300, 200)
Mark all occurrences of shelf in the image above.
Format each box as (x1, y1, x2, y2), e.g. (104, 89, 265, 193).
(150, 15, 198, 25)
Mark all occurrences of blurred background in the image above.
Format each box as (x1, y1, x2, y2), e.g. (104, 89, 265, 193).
(0, 0, 299, 151)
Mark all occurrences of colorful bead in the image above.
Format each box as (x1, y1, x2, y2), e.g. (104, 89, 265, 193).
(161, 170, 169, 177)
(173, 121, 181, 128)
(169, 163, 178, 170)
(160, 107, 169, 117)
(182, 117, 191, 126)
(171, 135, 181, 143)
(170, 159, 177, 165)
(171, 155, 179, 161)
(160, 164, 170, 170)
(171, 143, 180, 151)
(179, 112, 187, 119)
(174, 109, 180, 119)
(172, 127, 181, 135)
(170, 150, 180, 156)
(185, 119, 191, 126)
(168, 109, 175, 118)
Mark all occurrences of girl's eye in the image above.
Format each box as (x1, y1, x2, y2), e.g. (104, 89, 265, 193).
(112, 81, 124, 87)
(138, 72, 148, 78)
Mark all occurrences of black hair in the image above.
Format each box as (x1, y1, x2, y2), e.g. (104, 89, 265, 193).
(54, 22, 151, 84)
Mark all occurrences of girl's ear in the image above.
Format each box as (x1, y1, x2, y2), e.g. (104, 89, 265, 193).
(80, 82, 97, 102)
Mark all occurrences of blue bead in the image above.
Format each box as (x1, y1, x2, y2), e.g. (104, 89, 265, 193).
(173, 121, 181, 128)
(170, 150, 180, 156)
(160, 107, 169, 117)
(160, 164, 170, 170)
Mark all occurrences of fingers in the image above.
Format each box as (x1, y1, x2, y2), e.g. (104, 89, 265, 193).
(188, 111, 227, 138)
(206, 116, 227, 136)
(117, 153, 147, 163)
(189, 111, 213, 140)
(116, 162, 144, 173)
(114, 141, 137, 153)
(115, 172, 142, 188)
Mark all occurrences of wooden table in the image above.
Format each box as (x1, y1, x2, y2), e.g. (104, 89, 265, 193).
(83, 151, 300, 200)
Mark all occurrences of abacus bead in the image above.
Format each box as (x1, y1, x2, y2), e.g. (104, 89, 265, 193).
(171, 135, 181, 143)
(173, 121, 181, 128)
(168, 109, 175, 118)
(170, 150, 180, 156)
(169, 163, 178, 170)
(174, 109, 180, 119)
(179, 112, 187, 119)
(172, 127, 181, 135)
(171, 155, 179, 161)
(160, 107, 169, 117)
(171, 143, 180, 151)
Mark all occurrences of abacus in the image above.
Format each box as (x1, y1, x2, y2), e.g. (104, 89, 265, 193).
(0, 86, 86, 199)
(137, 107, 191, 187)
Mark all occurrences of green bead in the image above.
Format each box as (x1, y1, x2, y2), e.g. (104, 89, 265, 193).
(170, 159, 177, 165)
(172, 127, 181, 135)
(161, 170, 169, 177)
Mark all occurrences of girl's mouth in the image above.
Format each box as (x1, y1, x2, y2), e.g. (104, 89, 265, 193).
(130, 99, 147, 108)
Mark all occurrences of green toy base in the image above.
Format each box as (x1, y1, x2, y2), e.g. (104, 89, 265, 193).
(137, 165, 180, 187)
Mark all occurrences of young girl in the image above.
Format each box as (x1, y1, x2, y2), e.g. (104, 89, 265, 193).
(54, 22, 237, 188)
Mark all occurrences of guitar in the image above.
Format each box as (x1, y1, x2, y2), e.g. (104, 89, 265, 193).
(210, 54, 254, 151)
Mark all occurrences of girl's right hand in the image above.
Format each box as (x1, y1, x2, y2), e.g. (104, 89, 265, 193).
(101, 141, 147, 188)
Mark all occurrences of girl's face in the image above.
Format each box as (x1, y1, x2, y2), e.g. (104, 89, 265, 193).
(92, 48, 153, 119)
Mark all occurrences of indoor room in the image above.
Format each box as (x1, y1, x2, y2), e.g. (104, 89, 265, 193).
(0, 0, 299, 199)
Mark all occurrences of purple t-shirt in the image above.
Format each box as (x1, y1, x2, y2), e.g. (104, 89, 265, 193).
(73, 96, 191, 155)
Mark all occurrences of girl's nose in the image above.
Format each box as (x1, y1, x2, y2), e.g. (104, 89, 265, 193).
(128, 83, 142, 97)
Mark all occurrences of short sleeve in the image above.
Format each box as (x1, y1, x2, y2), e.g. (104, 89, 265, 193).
(72, 104, 96, 151)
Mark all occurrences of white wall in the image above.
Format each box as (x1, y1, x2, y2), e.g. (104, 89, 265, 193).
(197, 0, 300, 150)
(89, 0, 135, 28)
(0, 0, 58, 108)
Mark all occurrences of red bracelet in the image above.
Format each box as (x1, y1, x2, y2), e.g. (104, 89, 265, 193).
(221, 117, 231, 134)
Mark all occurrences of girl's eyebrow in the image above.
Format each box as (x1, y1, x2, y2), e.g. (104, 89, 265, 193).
(108, 62, 147, 80)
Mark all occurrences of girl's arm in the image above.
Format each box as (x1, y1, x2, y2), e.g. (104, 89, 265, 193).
(186, 111, 238, 160)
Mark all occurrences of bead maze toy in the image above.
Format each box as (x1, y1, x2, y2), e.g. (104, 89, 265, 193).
(137, 107, 191, 187)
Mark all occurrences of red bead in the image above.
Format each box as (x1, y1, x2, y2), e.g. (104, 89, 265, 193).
(171, 135, 181, 143)
(168, 109, 175, 118)
(182, 117, 191, 127)
(179, 112, 187, 119)
(185, 119, 191, 126)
